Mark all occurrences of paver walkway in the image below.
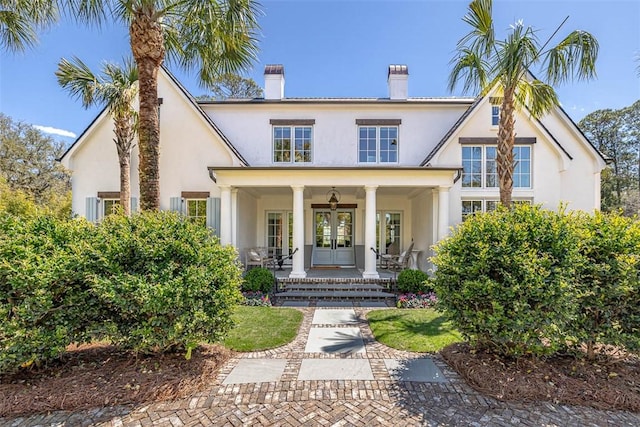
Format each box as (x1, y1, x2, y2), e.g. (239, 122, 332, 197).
(4, 306, 640, 426)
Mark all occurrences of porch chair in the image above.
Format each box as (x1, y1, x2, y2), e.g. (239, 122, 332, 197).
(244, 247, 274, 270)
(379, 241, 399, 269)
(384, 240, 414, 271)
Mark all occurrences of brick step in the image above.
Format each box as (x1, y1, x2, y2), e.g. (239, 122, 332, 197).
(273, 290, 396, 301)
(280, 283, 389, 292)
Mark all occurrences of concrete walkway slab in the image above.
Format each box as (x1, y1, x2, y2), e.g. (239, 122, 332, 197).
(305, 327, 365, 354)
(222, 359, 288, 384)
(312, 309, 359, 325)
(316, 301, 353, 307)
(384, 358, 448, 383)
(298, 359, 374, 380)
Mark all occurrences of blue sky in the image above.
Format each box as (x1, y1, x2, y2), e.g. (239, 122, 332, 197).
(1, 0, 638, 143)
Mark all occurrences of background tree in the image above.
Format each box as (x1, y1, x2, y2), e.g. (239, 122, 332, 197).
(197, 74, 263, 101)
(0, 0, 57, 52)
(0, 113, 69, 203)
(449, 0, 598, 206)
(56, 57, 138, 216)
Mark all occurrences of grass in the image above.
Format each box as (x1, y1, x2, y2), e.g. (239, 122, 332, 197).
(222, 306, 303, 352)
(367, 308, 463, 352)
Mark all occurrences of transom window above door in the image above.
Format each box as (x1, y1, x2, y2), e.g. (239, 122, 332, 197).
(271, 119, 314, 163)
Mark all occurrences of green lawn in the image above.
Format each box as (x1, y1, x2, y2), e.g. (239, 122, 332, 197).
(222, 306, 303, 352)
(367, 309, 463, 352)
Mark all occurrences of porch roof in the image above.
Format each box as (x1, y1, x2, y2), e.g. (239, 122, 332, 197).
(208, 166, 461, 188)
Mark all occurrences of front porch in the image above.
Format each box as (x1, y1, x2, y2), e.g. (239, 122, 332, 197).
(210, 166, 458, 280)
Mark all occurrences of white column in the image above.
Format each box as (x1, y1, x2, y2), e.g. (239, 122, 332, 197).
(220, 185, 232, 245)
(437, 186, 450, 242)
(363, 185, 379, 279)
(289, 185, 306, 278)
(231, 188, 238, 247)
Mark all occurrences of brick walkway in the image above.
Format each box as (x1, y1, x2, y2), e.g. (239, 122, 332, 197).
(4, 308, 640, 426)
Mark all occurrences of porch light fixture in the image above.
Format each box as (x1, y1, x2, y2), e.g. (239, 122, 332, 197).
(327, 187, 341, 210)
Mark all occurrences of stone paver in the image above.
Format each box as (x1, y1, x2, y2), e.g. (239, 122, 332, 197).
(311, 309, 359, 325)
(384, 358, 447, 383)
(222, 359, 288, 385)
(298, 359, 374, 381)
(3, 306, 640, 427)
(304, 327, 365, 354)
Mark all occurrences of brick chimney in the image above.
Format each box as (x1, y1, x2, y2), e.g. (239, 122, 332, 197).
(388, 65, 408, 100)
(264, 64, 285, 100)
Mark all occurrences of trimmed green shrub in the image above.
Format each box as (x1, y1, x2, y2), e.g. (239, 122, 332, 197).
(432, 204, 582, 357)
(243, 267, 275, 293)
(574, 211, 640, 358)
(0, 213, 98, 374)
(396, 269, 430, 293)
(87, 211, 243, 356)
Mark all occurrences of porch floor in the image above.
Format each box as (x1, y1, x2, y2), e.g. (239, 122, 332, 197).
(272, 267, 396, 280)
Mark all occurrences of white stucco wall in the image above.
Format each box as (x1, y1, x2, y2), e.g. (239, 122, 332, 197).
(201, 102, 469, 167)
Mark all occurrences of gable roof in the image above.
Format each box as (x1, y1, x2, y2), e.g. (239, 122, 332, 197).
(59, 66, 249, 166)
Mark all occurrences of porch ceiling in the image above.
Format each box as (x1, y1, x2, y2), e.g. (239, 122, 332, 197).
(239, 186, 427, 198)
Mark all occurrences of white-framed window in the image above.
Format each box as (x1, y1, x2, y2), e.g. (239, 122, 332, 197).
(462, 145, 531, 189)
(462, 199, 532, 220)
(103, 198, 120, 216)
(358, 126, 398, 163)
(266, 211, 293, 262)
(491, 105, 500, 126)
(375, 211, 402, 254)
(273, 126, 312, 163)
(186, 199, 207, 226)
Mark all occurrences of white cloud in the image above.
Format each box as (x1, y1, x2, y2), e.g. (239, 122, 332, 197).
(33, 125, 76, 139)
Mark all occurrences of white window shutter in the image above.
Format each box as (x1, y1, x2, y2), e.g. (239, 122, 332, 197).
(206, 197, 221, 236)
(169, 197, 183, 214)
(131, 197, 138, 213)
(85, 197, 98, 223)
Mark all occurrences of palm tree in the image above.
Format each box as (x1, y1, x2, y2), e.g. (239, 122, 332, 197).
(56, 57, 138, 216)
(38, 1, 260, 211)
(0, 0, 57, 52)
(449, 0, 598, 206)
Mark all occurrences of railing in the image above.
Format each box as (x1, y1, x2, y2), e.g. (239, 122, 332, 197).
(270, 247, 299, 293)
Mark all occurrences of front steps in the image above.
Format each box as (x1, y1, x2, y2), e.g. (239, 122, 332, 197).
(273, 280, 397, 306)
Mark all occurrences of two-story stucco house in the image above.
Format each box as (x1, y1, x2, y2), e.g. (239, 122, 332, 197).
(60, 64, 606, 279)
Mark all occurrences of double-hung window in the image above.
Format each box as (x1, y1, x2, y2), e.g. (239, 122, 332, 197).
(356, 119, 400, 163)
(271, 120, 314, 163)
(461, 144, 531, 189)
(186, 199, 207, 226)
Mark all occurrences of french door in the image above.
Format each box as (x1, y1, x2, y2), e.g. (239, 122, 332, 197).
(266, 211, 293, 264)
(313, 209, 355, 265)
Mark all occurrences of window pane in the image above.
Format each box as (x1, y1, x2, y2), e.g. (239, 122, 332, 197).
(293, 126, 312, 163)
(461, 200, 482, 220)
(492, 105, 500, 126)
(186, 199, 206, 226)
(273, 126, 292, 163)
(513, 146, 531, 188)
(358, 126, 377, 163)
(462, 146, 482, 188)
(379, 126, 398, 163)
(485, 146, 498, 188)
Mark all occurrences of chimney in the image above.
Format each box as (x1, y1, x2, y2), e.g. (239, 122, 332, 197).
(388, 64, 408, 100)
(264, 64, 285, 100)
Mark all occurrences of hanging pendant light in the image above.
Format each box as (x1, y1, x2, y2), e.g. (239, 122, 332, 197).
(327, 187, 341, 210)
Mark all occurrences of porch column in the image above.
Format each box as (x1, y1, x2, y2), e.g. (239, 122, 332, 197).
(437, 186, 450, 241)
(363, 185, 379, 279)
(220, 185, 232, 245)
(290, 185, 306, 278)
(231, 188, 238, 247)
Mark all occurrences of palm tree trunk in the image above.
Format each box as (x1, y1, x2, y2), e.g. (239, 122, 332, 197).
(497, 89, 516, 207)
(118, 154, 131, 216)
(130, 12, 165, 211)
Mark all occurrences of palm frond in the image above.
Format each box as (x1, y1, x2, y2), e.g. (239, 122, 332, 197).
(56, 56, 102, 108)
(0, 0, 58, 52)
(60, 0, 111, 26)
(448, 48, 489, 95)
(496, 23, 540, 88)
(459, 0, 494, 57)
(544, 30, 599, 85)
(514, 79, 558, 118)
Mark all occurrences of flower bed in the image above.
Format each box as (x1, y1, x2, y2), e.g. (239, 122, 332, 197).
(242, 291, 272, 306)
(396, 292, 438, 309)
